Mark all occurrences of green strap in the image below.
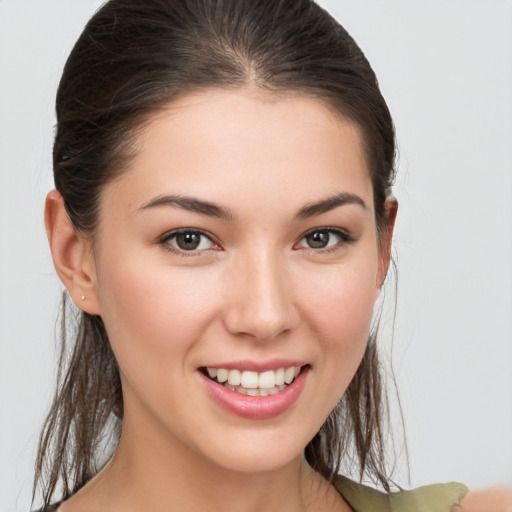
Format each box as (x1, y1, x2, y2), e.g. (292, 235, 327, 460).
(389, 481, 469, 512)
(335, 475, 469, 512)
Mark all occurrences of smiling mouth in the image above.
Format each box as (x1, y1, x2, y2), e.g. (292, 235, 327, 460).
(201, 365, 307, 397)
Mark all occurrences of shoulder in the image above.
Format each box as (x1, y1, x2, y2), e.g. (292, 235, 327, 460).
(335, 475, 469, 512)
(454, 487, 512, 512)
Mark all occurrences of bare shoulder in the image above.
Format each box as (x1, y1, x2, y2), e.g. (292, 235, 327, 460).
(454, 487, 512, 512)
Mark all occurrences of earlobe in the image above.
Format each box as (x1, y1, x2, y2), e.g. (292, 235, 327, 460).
(377, 196, 398, 287)
(44, 190, 102, 315)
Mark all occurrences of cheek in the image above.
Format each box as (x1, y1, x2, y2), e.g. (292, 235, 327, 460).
(296, 255, 379, 368)
(302, 262, 378, 335)
(94, 251, 221, 362)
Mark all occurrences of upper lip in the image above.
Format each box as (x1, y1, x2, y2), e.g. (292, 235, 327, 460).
(200, 359, 309, 372)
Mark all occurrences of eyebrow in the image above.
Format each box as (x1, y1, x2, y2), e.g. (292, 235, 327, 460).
(139, 191, 366, 221)
(295, 192, 367, 219)
(139, 194, 235, 220)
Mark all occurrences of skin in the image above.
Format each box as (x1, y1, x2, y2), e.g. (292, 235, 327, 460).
(46, 89, 397, 512)
(457, 488, 512, 512)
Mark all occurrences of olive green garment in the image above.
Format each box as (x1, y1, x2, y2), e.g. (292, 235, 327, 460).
(335, 475, 469, 512)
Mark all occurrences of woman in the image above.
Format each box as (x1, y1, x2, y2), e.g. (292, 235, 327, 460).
(30, 1, 510, 511)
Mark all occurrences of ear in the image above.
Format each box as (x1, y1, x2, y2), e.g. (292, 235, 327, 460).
(45, 190, 102, 315)
(377, 196, 398, 287)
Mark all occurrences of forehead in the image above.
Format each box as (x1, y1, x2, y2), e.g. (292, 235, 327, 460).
(103, 88, 374, 216)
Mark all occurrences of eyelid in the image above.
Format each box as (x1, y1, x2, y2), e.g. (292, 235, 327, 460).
(294, 226, 356, 250)
(159, 228, 221, 255)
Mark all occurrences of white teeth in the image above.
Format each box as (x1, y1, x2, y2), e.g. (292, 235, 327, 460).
(227, 369, 241, 386)
(216, 368, 228, 383)
(258, 370, 275, 389)
(241, 371, 259, 389)
(215, 383, 290, 396)
(284, 367, 295, 384)
(205, 365, 304, 395)
(275, 368, 285, 386)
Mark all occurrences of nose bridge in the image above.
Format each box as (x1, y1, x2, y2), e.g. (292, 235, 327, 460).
(223, 244, 297, 341)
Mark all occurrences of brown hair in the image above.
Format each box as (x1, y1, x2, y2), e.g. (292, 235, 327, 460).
(34, 0, 397, 505)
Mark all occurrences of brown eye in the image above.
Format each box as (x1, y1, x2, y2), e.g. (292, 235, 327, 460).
(297, 228, 353, 251)
(175, 232, 202, 250)
(164, 230, 215, 252)
(305, 231, 331, 248)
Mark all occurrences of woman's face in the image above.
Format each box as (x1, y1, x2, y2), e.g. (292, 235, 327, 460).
(87, 89, 390, 473)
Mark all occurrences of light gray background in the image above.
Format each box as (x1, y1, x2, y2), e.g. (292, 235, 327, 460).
(1, 1, 511, 510)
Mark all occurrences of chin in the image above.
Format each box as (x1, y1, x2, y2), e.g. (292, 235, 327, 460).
(187, 428, 311, 475)
(204, 445, 303, 475)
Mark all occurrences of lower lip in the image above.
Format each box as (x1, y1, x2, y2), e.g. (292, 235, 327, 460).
(199, 367, 309, 420)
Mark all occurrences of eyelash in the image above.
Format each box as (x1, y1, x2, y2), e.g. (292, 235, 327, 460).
(159, 228, 220, 257)
(159, 227, 355, 256)
(295, 227, 356, 253)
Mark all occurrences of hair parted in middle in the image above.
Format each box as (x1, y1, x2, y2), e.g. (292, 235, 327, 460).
(34, 0, 397, 505)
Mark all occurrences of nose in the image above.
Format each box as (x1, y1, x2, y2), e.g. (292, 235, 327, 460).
(222, 250, 299, 342)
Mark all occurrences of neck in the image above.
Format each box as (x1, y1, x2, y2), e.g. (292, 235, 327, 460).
(63, 416, 342, 512)
(111, 435, 310, 512)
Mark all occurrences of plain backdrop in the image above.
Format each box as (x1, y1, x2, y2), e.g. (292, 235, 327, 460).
(1, 0, 511, 510)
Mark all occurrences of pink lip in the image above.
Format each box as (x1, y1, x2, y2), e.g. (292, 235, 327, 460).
(199, 366, 309, 420)
(202, 359, 308, 372)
